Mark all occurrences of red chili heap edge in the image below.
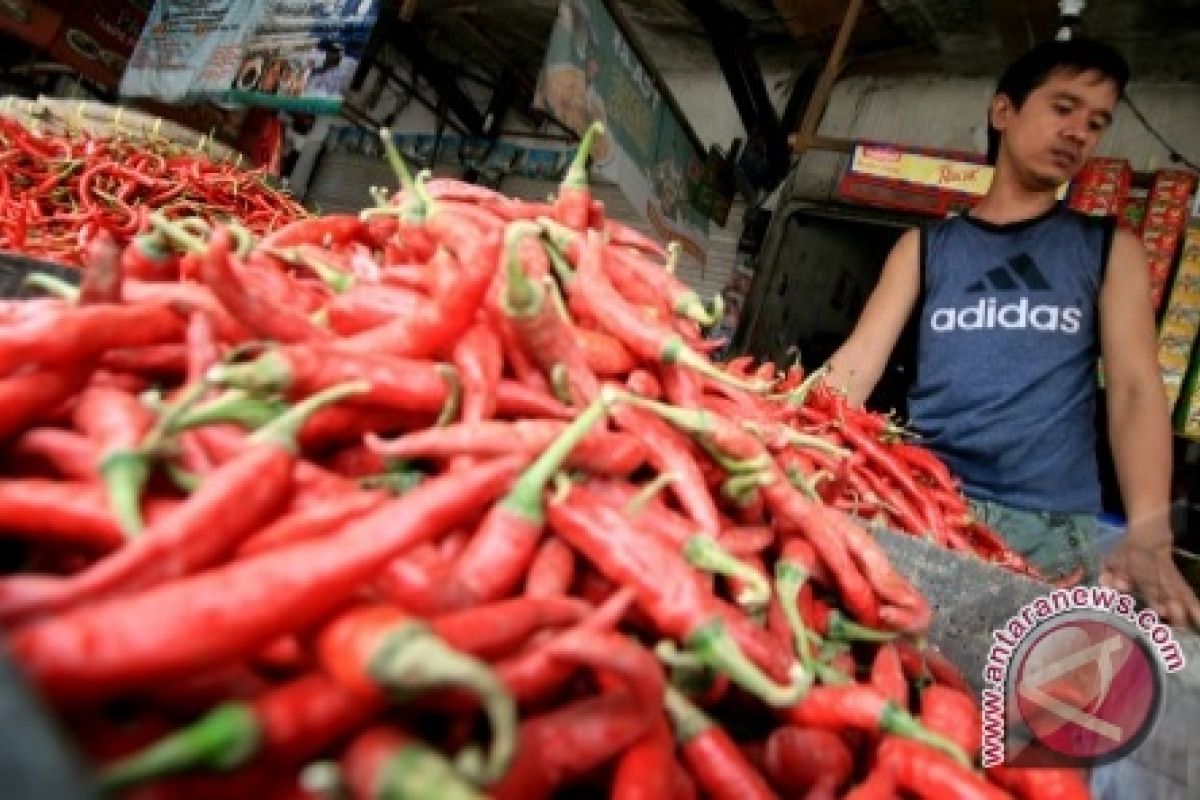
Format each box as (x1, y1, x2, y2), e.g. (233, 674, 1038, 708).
(0, 114, 307, 266)
(0, 123, 1090, 799)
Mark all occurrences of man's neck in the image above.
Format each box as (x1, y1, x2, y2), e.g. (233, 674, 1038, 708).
(970, 161, 1061, 225)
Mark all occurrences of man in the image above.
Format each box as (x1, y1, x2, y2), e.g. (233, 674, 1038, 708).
(824, 38, 1200, 628)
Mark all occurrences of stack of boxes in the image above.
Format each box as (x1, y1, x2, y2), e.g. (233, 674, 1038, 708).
(1068, 157, 1132, 217)
(1141, 170, 1197, 313)
(1160, 224, 1200, 420)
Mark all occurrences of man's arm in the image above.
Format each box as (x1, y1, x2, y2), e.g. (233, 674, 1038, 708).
(825, 228, 922, 407)
(1098, 228, 1200, 628)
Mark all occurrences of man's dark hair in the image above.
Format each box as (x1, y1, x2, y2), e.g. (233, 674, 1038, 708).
(986, 38, 1130, 164)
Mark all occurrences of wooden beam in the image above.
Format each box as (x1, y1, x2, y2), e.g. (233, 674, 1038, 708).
(792, 0, 864, 154)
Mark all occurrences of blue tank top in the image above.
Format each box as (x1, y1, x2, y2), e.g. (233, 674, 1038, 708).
(907, 203, 1114, 514)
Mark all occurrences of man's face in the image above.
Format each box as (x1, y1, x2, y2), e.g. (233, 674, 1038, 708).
(992, 69, 1119, 189)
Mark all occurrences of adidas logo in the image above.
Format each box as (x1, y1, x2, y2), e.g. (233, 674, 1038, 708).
(964, 254, 1051, 294)
(930, 255, 1082, 334)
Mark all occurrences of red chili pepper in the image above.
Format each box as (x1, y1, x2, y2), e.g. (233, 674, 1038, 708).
(0, 384, 361, 627)
(439, 393, 611, 609)
(72, 384, 157, 536)
(340, 725, 486, 800)
(452, 320, 503, 424)
(213, 345, 459, 419)
(565, 231, 754, 391)
(872, 643, 910, 710)
(374, 548, 457, 616)
(617, 242, 718, 326)
(301, 405, 433, 451)
(876, 737, 1012, 800)
(0, 301, 182, 378)
(196, 226, 332, 344)
(78, 229, 123, 304)
(235, 490, 386, 558)
(421, 587, 635, 715)
(502, 224, 599, 405)
(431, 594, 592, 660)
(577, 326, 638, 376)
(8, 455, 525, 705)
(600, 244, 672, 316)
(100, 672, 381, 793)
(665, 686, 779, 800)
(8, 428, 98, 481)
(783, 685, 969, 766)
(325, 281, 425, 335)
(985, 765, 1089, 800)
(120, 233, 180, 282)
(719, 525, 775, 557)
(661, 363, 706, 410)
(611, 403, 722, 535)
(314, 603, 517, 783)
(892, 441, 960, 494)
(611, 713, 679, 800)
(762, 726, 854, 796)
(367, 419, 644, 476)
(0, 367, 88, 443)
(842, 767, 899, 800)
(919, 684, 982, 760)
(324, 442, 391, 478)
(762, 473, 882, 627)
(895, 641, 971, 694)
(525, 537, 576, 597)
(548, 482, 805, 703)
(259, 214, 370, 250)
(626, 367, 664, 399)
(555, 122, 603, 231)
(337, 214, 500, 359)
(122, 280, 251, 344)
(0, 480, 132, 554)
(489, 630, 663, 800)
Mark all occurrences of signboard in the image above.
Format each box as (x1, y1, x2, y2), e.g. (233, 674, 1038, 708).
(850, 144, 993, 196)
(534, 0, 710, 264)
(120, 0, 378, 114)
(220, 0, 380, 113)
(119, 0, 263, 103)
(837, 143, 1068, 217)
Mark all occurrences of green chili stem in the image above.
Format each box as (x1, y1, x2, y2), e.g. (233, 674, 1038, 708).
(99, 704, 260, 792)
(688, 618, 811, 707)
(500, 389, 615, 524)
(684, 535, 771, 611)
(370, 626, 516, 786)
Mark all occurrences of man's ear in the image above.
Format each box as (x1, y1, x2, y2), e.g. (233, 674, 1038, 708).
(990, 93, 1014, 133)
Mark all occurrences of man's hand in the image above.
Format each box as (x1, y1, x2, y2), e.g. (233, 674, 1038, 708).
(1100, 536, 1200, 630)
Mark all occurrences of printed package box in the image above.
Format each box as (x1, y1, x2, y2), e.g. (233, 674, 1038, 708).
(1160, 225, 1200, 415)
(1142, 170, 1197, 313)
(1068, 157, 1132, 217)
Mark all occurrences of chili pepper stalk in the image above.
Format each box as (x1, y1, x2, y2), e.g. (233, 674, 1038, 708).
(100, 704, 260, 792)
(443, 387, 618, 607)
(318, 608, 517, 785)
(341, 726, 486, 800)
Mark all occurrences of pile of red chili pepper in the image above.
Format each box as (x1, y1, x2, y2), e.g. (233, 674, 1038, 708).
(0, 123, 1091, 799)
(0, 113, 307, 267)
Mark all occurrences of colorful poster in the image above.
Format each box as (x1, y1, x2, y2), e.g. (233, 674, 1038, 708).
(220, 0, 381, 114)
(534, 0, 710, 264)
(120, 1, 378, 113)
(119, 0, 263, 102)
